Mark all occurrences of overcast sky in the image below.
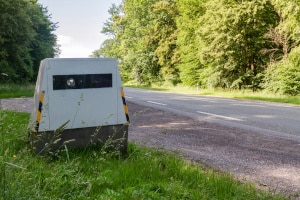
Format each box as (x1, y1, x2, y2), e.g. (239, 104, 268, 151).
(37, 0, 122, 58)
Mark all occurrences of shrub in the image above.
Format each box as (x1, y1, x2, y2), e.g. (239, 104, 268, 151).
(263, 47, 300, 96)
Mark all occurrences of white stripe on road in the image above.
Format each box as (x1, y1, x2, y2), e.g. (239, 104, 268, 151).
(147, 101, 167, 106)
(197, 111, 244, 121)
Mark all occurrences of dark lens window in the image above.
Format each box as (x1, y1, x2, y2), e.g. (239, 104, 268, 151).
(53, 74, 112, 90)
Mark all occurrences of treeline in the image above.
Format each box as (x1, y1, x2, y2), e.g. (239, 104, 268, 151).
(93, 0, 300, 95)
(0, 0, 58, 83)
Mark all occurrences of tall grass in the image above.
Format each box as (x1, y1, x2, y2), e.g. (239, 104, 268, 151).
(0, 84, 34, 98)
(0, 110, 287, 199)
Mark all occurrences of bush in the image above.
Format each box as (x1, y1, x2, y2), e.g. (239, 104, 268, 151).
(263, 47, 300, 96)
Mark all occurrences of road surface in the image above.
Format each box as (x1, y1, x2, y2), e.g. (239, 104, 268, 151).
(124, 87, 300, 142)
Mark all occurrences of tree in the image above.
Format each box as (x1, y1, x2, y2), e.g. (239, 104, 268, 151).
(0, 0, 58, 83)
(263, 0, 300, 95)
(94, 0, 300, 93)
(119, 0, 161, 85)
(152, 0, 180, 85)
(197, 0, 279, 89)
(264, 46, 300, 95)
(29, 2, 59, 81)
(176, 0, 207, 87)
(0, 0, 35, 83)
(94, 1, 160, 84)
(262, 0, 300, 61)
(92, 4, 123, 59)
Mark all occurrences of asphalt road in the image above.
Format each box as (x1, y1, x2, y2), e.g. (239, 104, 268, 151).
(124, 87, 300, 141)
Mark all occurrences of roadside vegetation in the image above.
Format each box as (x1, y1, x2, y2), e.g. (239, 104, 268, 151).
(125, 84, 300, 106)
(0, 110, 286, 199)
(1, 0, 300, 98)
(0, 84, 34, 98)
(0, 0, 58, 84)
(2, 1, 300, 98)
(94, 0, 300, 97)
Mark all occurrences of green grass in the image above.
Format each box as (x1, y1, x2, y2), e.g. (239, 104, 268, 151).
(0, 110, 287, 199)
(125, 84, 300, 106)
(0, 84, 35, 98)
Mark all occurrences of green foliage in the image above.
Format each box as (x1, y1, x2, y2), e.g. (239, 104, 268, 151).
(0, 111, 285, 199)
(0, 0, 58, 84)
(262, 0, 300, 95)
(28, 3, 59, 82)
(0, 0, 35, 83)
(262, 0, 300, 61)
(95, 0, 300, 95)
(176, 0, 206, 87)
(264, 46, 300, 95)
(96, 0, 180, 85)
(152, 0, 180, 85)
(92, 4, 122, 59)
(197, 0, 279, 89)
(120, 0, 162, 85)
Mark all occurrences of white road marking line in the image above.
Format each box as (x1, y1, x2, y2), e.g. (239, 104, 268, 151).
(197, 111, 244, 121)
(147, 101, 167, 106)
(126, 96, 133, 99)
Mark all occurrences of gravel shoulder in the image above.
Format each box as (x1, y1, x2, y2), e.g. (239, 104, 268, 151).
(1, 97, 300, 198)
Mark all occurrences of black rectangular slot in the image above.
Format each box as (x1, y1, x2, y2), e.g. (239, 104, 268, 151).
(53, 74, 112, 90)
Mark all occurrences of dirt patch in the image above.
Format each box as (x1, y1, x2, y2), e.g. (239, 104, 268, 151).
(1, 97, 300, 198)
(0, 98, 34, 113)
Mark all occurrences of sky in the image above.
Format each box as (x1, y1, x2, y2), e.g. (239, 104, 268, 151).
(37, 0, 122, 58)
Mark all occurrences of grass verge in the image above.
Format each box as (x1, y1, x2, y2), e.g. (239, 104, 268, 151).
(0, 84, 35, 98)
(0, 110, 286, 199)
(125, 84, 300, 106)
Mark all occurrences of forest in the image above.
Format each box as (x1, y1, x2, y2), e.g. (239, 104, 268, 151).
(93, 0, 300, 96)
(1, 0, 299, 96)
(0, 0, 58, 84)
